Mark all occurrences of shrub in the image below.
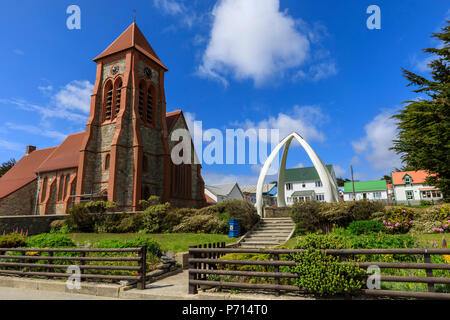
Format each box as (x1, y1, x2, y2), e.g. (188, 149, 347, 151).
(161, 208, 197, 233)
(294, 233, 352, 250)
(318, 202, 353, 231)
(290, 201, 321, 234)
(66, 201, 117, 232)
(172, 214, 228, 234)
(347, 200, 385, 221)
(26, 233, 75, 248)
(84, 201, 116, 213)
(291, 200, 386, 235)
(348, 233, 416, 249)
(420, 200, 433, 206)
(142, 202, 171, 233)
(198, 200, 259, 234)
(49, 219, 66, 230)
(382, 206, 415, 234)
(412, 204, 450, 233)
(0, 233, 26, 248)
(288, 249, 366, 296)
(93, 237, 162, 257)
(139, 196, 161, 210)
(347, 220, 385, 235)
(116, 213, 144, 233)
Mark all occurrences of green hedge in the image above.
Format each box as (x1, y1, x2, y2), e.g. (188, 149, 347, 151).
(290, 200, 385, 234)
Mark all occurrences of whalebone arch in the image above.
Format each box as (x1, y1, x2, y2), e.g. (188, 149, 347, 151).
(256, 132, 339, 216)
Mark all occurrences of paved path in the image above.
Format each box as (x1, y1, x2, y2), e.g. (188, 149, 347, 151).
(0, 286, 117, 300)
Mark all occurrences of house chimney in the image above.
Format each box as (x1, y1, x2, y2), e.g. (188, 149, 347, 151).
(26, 146, 36, 155)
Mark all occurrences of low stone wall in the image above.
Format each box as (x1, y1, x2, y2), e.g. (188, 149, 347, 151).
(0, 214, 66, 235)
(264, 207, 291, 218)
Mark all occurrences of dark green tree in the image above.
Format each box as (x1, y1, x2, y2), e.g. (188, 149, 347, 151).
(0, 158, 16, 178)
(392, 21, 450, 201)
(336, 177, 350, 187)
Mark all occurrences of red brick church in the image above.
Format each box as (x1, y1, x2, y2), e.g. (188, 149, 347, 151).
(0, 23, 206, 216)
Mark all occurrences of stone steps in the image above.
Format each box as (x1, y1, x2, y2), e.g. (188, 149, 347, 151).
(240, 217, 295, 249)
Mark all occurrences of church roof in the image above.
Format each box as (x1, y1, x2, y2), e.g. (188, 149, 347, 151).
(94, 22, 167, 71)
(0, 147, 56, 199)
(0, 112, 191, 199)
(166, 110, 183, 132)
(36, 132, 85, 173)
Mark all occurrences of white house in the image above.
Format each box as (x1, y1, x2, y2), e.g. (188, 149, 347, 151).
(284, 165, 337, 205)
(204, 183, 244, 204)
(343, 180, 388, 201)
(391, 170, 443, 205)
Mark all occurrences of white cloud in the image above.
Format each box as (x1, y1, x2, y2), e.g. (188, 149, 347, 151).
(153, 0, 184, 15)
(236, 105, 327, 143)
(203, 171, 257, 186)
(53, 80, 93, 114)
(0, 139, 22, 152)
(13, 49, 24, 56)
(295, 163, 305, 168)
(203, 170, 278, 186)
(153, 0, 203, 29)
(411, 54, 434, 73)
(333, 164, 346, 177)
(351, 111, 402, 172)
(0, 98, 87, 123)
(297, 60, 338, 82)
(5, 123, 67, 142)
(199, 0, 310, 86)
(38, 85, 53, 95)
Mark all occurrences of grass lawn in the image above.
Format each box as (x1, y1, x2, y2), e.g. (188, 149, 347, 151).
(68, 233, 236, 253)
(415, 232, 450, 247)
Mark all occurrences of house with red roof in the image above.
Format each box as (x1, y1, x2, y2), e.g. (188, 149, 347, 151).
(391, 170, 443, 205)
(0, 22, 205, 216)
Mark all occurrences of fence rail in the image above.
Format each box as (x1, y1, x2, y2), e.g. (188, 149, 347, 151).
(188, 245, 450, 299)
(0, 246, 147, 289)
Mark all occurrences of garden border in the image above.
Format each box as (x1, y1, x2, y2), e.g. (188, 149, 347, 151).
(188, 245, 450, 300)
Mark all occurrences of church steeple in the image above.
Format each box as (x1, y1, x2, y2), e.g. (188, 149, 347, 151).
(93, 22, 167, 71)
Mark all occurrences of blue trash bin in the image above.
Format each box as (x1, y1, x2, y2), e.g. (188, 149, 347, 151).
(229, 219, 241, 238)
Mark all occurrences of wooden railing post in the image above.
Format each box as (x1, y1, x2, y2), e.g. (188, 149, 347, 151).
(46, 251, 53, 274)
(274, 252, 280, 296)
(424, 252, 435, 292)
(79, 251, 85, 276)
(188, 245, 198, 294)
(137, 245, 147, 290)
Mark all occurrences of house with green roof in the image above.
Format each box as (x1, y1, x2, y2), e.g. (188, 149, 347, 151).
(284, 165, 337, 205)
(343, 179, 388, 201)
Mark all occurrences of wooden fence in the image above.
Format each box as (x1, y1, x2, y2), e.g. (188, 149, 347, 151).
(188, 245, 450, 300)
(0, 246, 147, 289)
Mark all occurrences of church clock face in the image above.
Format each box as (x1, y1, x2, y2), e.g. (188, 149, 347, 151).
(144, 67, 152, 80)
(110, 65, 120, 76)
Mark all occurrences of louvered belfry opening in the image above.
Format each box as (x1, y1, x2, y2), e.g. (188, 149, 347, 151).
(138, 82, 145, 120)
(113, 79, 122, 119)
(146, 87, 153, 124)
(104, 81, 113, 121)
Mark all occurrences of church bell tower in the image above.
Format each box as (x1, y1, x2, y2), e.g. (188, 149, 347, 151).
(76, 22, 172, 211)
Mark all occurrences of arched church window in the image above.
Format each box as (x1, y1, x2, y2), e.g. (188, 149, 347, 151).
(104, 80, 113, 121)
(41, 177, 48, 202)
(113, 78, 122, 119)
(143, 186, 150, 201)
(143, 154, 149, 173)
(138, 82, 145, 120)
(105, 154, 110, 170)
(58, 175, 64, 201)
(146, 87, 153, 124)
(63, 174, 70, 200)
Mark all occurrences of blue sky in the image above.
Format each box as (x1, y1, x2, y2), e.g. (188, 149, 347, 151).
(0, 0, 448, 186)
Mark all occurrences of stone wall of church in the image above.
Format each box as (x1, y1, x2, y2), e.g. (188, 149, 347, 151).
(168, 117, 205, 208)
(0, 181, 37, 216)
